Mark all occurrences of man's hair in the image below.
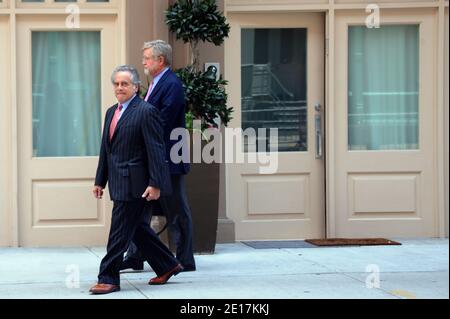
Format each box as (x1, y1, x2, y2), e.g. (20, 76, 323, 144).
(142, 40, 172, 67)
(111, 65, 141, 85)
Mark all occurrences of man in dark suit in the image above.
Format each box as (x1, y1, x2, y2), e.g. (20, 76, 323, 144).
(121, 40, 196, 272)
(89, 65, 183, 295)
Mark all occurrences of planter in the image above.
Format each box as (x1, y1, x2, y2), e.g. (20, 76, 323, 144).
(185, 161, 220, 254)
(163, 136, 220, 254)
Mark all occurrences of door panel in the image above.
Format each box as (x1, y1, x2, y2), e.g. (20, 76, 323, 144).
(226, 13, 325, 240)
(17, 15, 117, 246)
(334, 9, 439, 237)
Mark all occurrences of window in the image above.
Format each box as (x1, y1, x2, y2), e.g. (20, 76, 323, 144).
(348, 25, 419, 151)
(241, 28, 307, 152)
(32, 31, 101, 157)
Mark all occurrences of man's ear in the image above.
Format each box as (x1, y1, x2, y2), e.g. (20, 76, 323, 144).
(160, 56, 166, 67)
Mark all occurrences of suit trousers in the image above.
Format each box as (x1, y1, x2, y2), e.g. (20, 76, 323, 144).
(125, 174, 196, 269)
(98, 199, 179, 285)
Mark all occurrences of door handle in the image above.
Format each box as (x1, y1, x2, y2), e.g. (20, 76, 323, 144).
(315, 103, 323, 159)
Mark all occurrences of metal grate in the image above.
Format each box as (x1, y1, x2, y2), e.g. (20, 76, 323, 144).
(241, 240, 318, 249)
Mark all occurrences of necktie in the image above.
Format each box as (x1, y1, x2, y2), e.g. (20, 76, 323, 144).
(109, 103, 123, 141)
(144, 80, 154, 102)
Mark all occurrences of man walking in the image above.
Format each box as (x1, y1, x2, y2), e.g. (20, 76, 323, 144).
(121, 40, 196, 272)
(89, 65, 183, 295)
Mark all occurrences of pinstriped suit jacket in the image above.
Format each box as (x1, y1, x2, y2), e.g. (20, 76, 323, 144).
(94, 95, 172, 201)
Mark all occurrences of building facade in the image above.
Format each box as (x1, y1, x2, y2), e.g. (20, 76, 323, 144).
(0, 0, 448, 247)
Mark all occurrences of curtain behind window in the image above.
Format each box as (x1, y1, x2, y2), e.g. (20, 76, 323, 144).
(32, 31, 101, 157)
(348, 25, 419, 151)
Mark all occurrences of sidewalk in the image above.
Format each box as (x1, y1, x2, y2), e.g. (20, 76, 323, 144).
(0, 239, 448, 299)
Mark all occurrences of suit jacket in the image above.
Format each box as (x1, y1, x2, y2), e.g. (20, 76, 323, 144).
(145, 69, 190, 175)
(95, 95, 171, 201)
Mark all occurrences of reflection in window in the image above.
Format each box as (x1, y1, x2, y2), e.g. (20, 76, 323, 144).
(32, 31, 101, 157)
(348, 25, 419, 151)
(241, 28, 307, 152)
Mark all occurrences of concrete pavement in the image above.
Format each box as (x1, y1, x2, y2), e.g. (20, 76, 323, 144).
(0, 239, 448, 299)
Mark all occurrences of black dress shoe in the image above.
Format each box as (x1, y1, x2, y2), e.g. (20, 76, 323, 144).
(120, 259, 144, 271)
(181, 265, 196, 272)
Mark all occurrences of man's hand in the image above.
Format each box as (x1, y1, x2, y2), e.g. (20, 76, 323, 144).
(142, 186, 160, 201)
(93, 186, 104, 199)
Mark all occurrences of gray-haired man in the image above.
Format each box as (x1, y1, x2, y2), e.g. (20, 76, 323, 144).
(90, 65, 183, 295)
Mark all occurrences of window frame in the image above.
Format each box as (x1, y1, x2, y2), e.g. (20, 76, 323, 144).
(338, 10, 435, 155)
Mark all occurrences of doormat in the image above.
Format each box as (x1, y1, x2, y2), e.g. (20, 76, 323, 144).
(305, 238, 402, 247)
(241, 240, 318, 249)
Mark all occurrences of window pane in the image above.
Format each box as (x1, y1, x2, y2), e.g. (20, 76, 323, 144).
(241, 28, 307, 152)
(348, 25, 419, 151)
(32, 31, 101, 157)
